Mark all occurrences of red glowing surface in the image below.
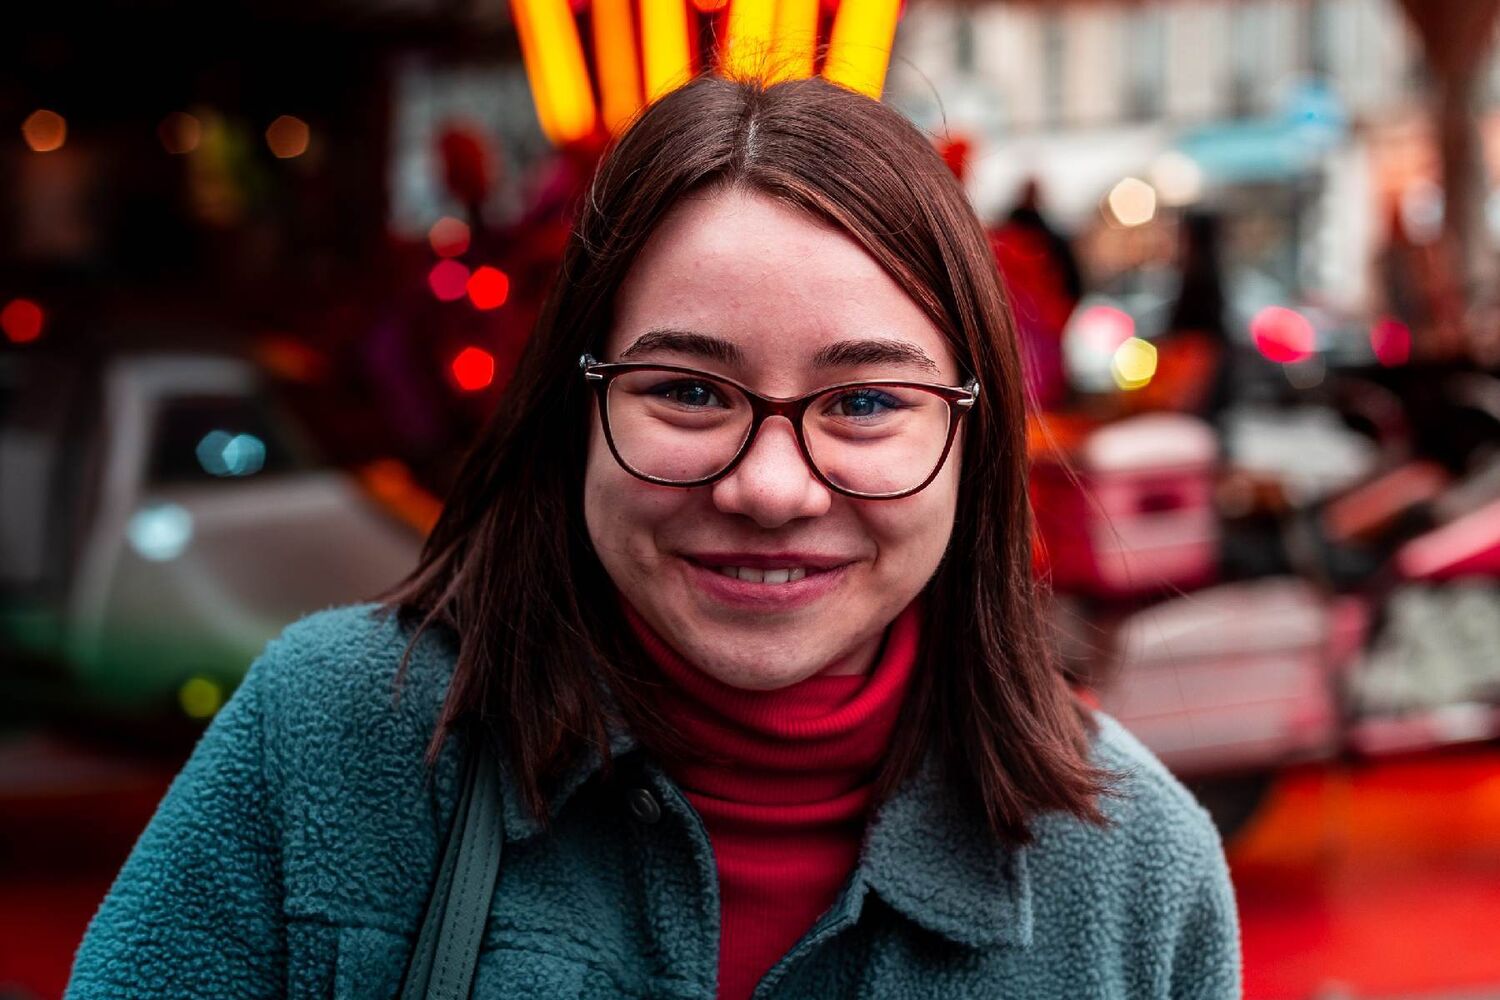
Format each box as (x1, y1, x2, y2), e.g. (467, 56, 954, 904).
(427, 216, 471, 258)
(1250, 306, 1316, 364)
(450, 346, 496, 391)
(1, 299, 44, 344)
(1234, 749, 1500, 998)
(466, 266, 510, 311)
(428, 260, 471, 302)
(1371, 315, 1412, 367)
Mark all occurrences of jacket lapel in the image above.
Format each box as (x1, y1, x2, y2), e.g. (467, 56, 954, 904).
(858, 750, 1034, 949)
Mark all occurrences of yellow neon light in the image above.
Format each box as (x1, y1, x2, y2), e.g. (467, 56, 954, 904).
(823, 0, 900, 99)
(641, 0, 696, 102)
(767, 0, 819, 82)
(593, 0, 644, 133)
(723, 0, 776, 80)
(511, 0, 597, 144)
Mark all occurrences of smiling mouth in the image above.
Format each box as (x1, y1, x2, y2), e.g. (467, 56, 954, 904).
(681, 558, 844, 585)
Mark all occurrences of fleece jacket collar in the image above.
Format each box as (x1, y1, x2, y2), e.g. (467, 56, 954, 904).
(487, 699, 1033, 951)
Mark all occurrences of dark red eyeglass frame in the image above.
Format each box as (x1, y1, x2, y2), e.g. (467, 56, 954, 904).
(579, 352, 980, 500)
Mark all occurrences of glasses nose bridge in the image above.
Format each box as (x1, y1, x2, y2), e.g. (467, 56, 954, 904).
(735, 392, 815, 474)
(752, 390, 809, 424)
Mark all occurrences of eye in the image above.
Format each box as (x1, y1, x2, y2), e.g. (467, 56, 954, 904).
(651, 379, 726, 409)
(828, 388, 902, 419)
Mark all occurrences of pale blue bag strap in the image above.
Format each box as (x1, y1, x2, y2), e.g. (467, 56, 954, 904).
(401, 733, 505, 1000)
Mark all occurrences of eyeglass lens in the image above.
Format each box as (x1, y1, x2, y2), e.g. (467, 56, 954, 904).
(603, 369, 954, 495)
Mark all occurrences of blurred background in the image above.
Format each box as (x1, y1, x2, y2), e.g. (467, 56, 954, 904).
(3, 1, 1500, 997)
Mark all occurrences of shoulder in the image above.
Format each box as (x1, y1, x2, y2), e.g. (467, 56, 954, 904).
(1086, 710, 1222, 856)
(248, 601, 459, 752)
(1028, 710, 1233, 925)
(245, 602, 467, 926)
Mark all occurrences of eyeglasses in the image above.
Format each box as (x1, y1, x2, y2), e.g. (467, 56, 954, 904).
(580, 353, 979, 500)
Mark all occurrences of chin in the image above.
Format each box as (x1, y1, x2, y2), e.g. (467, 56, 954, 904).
(703, 655, 821, 691)
(685, 627, 832, 690)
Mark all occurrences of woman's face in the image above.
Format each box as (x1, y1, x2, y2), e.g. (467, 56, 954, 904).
(584, 187, 964, 690)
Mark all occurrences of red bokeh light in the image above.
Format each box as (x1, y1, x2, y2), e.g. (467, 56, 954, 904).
(466, 266, 510, 311)
(1250, 306, 1316, 364)
(428, 217, 471, 258)
(1, 298, 45, 343)
(450, 346, 496, 392)
(1370, 315, 1412, 367)
(428, 260, 471, 302)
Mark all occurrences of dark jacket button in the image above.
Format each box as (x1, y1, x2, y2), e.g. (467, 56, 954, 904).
(626, 786, 662, 825)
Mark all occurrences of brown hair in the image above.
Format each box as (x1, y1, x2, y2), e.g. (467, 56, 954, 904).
(378, 74, 1112, 843)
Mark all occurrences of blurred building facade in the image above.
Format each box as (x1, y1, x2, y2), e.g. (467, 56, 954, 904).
(890, 0, 1500, 333)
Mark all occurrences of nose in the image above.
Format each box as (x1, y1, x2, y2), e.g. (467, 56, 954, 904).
(710, 416, 832, 528)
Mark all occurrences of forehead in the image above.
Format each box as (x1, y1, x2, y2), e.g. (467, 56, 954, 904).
(606, 187, 958, 381)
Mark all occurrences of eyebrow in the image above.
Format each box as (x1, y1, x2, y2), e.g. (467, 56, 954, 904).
(618, 329, 941, 376)
(618, 329, 744, 366)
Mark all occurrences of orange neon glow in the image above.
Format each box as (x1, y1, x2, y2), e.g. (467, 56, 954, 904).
(511, 0, 598, 144)
(158, 112, 202, 155)
(357, 459, 443, 536)
(690, 0, 728, 10)
(723, 0, 776, 80)
(768, 0, 820, 81)
(592, 0, 644, 133)
(265, 116, 310, 158)
(641, 0, 695, 102)
(22, 110, 66, 153)
(823, 0, 901, 99)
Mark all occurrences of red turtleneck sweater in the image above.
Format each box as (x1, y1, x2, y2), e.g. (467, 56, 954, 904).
(622, 600, 921, 1000)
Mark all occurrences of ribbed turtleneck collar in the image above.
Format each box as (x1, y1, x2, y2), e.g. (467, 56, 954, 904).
(619, 598, 921, 815)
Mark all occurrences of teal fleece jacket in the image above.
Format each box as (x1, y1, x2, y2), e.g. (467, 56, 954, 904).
(67, 602, 1241, 998)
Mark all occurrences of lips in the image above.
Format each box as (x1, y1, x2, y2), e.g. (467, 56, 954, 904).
(682, 552, 853, 572)
(679, 553, 853, 609)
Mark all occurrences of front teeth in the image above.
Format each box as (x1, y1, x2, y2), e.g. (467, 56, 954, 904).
(715, 566, 809, 584)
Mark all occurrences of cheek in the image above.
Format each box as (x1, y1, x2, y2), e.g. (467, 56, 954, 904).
(862, 464, 960, 573)
(584, 420, 691, 568)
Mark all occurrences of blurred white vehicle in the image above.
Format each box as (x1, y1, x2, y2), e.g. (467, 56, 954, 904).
(1, 350, 423, 717)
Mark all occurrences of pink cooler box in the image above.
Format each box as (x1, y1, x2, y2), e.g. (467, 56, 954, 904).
(1032, 413, 1219, 598)
(1098, 578, 1362, 775)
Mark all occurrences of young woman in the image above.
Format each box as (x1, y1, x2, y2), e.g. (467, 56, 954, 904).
(68, 75, 1240, 999)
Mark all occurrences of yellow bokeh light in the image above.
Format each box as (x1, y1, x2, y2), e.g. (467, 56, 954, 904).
(512, 0, 598, 144)
(1106, 177, 1157, 228)
(1111, 337, 1158, 390)
(22, 109, 67, 152)
(266, 115, 311, 158)
(641, 0, 696, 102)
(593, 0, 643, 133)
(768, 0, 819, 82)
(179, 676, 225, 719)
(723, 0, 776, 80)
(823, 0, 901, 99)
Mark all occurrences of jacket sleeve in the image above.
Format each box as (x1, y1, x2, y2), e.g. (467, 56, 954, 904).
(1167, 830, 1242, 1000)
(65, 643, 288, 999)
